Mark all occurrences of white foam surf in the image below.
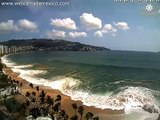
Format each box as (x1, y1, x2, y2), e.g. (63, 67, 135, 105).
(14, 64, 33, 69)
(64, 86, 160, 112)
(46, 78, 160, 120)
(46, 76, 160, 119)
(1, 55, 160, 120)
(61, 85, 160, 120)
(1, 55, 16, 67)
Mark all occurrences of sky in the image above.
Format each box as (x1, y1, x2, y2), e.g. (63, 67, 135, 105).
(0, 0, 160, 52)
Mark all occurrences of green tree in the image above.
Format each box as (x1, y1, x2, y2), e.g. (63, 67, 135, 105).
(60, 110, 68, 120)
(70, 115, 78, 120)
(53, 102, 60, 112)
(39, 90, 46, 104)
(46, 95, 54, 107)
(29, 83, 33, 89)
(0, 61, 3, 71)
(36, 86, 39, 103)
(93, 116, 99, 120)
(85, 112, 93, 120)
(26, 99, 30, 106)
(32, 91, 36, 97)
(16, 80, 19, 85)
(20, 82, 23, 87)
(55, 94, 62, 110)
(55, 94, 61, 102)
(72, 103, 77, 116)
(78, 106, 84, 120)
(25, 91, 30, 97)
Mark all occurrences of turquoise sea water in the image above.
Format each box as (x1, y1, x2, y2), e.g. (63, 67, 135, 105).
(2, 51, 160, 120)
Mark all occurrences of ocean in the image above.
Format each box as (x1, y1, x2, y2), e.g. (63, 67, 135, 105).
(2, 51, 160, 120)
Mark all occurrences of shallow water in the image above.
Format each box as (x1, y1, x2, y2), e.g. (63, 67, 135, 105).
(2, 51, 160, 120)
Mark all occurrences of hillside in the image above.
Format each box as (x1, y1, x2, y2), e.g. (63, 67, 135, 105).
(0, 39, 110, 51)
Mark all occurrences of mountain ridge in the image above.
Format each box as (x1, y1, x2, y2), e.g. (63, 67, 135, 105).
(0, 39, 110, 51)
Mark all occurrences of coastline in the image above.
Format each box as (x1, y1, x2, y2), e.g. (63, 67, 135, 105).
(2, 61, 124, 120)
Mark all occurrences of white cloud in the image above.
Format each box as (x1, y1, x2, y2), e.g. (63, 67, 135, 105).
(47, 29, 65, 38)
(158, 9, 160, 14)
(68, 31, 87, 38)
(101, 24, 117, 33)
(51, 18, 77, 30)
(114, 22, 129, 30)
(18, 19, 38, 32)
(0, 20, 19, 32)
(0, 19, 38, 33)
(112, 33, 116, 37)
(94, 31, 103, 37)
(80, 13, 102, 30)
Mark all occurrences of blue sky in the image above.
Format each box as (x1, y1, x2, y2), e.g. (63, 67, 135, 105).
(0, 0, 160, 52)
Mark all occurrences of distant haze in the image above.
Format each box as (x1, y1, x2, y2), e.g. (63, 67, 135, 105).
(0, 0, 160, 52)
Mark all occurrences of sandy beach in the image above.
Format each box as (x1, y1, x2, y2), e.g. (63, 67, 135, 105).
(3, 66, 124, 120)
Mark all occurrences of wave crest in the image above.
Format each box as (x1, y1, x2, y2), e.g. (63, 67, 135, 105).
(58, 86, 160, 115)
(14, 64, 33, 69)
(1, 55, 16, 67)
(49, 76, 81, 90)
(1, 55, 160, 118)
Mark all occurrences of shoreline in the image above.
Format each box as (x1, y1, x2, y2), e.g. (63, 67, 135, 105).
(2, 56, 124, 120)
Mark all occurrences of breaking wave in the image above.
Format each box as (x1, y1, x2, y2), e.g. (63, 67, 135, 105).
(1, 55, 160, 120)
(1, 55, 16, 67)
(14, 64, 33, 69)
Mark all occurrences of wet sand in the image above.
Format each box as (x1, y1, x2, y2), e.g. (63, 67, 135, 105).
(3, 66, 124, 120)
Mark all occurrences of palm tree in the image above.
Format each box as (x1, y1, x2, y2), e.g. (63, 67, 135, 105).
(25, 91, 30, 98)
(46, 95, 54, 107)
(65, 115, 69, 120)
(26, 99, 30, 106)
(55, 94, 62, 110)
(31, 98, 36, 104)
(20, 82, 22, 87)
(36, 86, 39, 91)
(72, 103, 77, 116)
(32, 91, 36, 97)
(70, 115, 78, 120)
(0, 61, 3, 71)
(16, 80, 19, 85)
(29, 83, 33, 90)
(13, 79, 16, 83)
(53, 102, 60, 112)
(60, 110, 68, 119)
(85, 112, 93, 120)
(19, 82, 23, 92)
(78, 106, 84, 120)
(55, 94, 61, 102)
(36, 86, 39, 103)
(30, 107, 40, 119)
(93, 116, 99, 120)
(39, 90, 46, 104)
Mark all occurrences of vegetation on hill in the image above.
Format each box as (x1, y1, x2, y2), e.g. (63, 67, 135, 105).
(0, 39, 110, 51)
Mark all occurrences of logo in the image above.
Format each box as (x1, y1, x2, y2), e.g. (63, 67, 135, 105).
(145, 4, 153, 12)
(141, 4, 160, 16)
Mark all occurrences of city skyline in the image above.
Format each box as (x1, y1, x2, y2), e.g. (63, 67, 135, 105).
(0, 0, 160, 52)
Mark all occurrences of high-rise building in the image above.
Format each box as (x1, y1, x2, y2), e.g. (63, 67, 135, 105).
(11, 46, 17, 53)
(3, 46, 9, 54)
(8, 48, 11, 53)
(0, 45, 4, 55)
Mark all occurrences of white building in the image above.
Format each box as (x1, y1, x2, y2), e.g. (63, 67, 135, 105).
(0, 45, 3, 55)
(10, 46, 17, 53)
(3, 46, 9, 54)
